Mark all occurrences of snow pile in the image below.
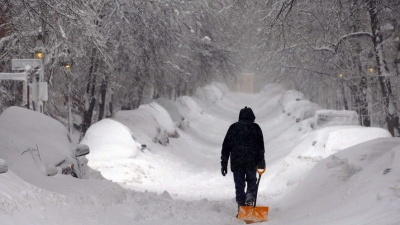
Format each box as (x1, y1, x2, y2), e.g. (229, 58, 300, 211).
(278, 90, 321, 123)
(81, 119, 141, 161)
(81, 119, 152, 185)
(212, 82, 230, 93)
(195, 83, 225, 103)
(262, 123, 392, 200)
(115, 108, 159, 144)
(273, 138, 400, 225)
(313, 109, 360, 128)
(261, 83, 286, 96)
(154, 97, 184, 125)
(114, 105, 173, 146)
(140, 102, 178, 137)
(285, 100, 321, 122)
(290, 126, 391, 159)
(279, 90, 305, 110)
(175, 95, 203, 120)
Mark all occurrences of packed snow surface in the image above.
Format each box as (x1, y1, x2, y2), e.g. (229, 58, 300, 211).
(0, 83, 399, 225)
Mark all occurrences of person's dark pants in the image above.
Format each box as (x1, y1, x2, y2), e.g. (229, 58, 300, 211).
(233, 169, 257, 206)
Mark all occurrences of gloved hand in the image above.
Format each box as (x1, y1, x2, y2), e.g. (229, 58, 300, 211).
(257, 160, 266, 170)
(221, 166, 227, 176)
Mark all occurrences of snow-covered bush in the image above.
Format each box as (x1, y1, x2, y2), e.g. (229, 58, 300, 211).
(313, 110, 360, 128)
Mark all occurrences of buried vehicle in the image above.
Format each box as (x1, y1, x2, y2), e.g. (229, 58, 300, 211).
(0, 107, 91, 179)
(57, 144, 90, 178)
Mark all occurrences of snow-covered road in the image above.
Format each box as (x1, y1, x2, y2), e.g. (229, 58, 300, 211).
(1, 83, 399, 225)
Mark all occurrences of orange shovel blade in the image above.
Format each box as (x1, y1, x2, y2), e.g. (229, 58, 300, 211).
(237, 206, 269, 223)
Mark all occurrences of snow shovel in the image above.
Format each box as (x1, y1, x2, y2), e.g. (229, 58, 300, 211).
(237, 166, 269, 224)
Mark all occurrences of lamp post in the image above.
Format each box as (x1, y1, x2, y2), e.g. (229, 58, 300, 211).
(60, 46, 73, 135)
(338, 73, 348, 110)
(33, 27, 45, 113)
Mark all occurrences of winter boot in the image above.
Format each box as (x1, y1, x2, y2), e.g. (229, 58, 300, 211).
(245, 193, 255, 206)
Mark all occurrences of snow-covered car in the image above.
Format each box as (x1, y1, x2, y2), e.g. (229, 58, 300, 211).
(57, 144, 90, 178)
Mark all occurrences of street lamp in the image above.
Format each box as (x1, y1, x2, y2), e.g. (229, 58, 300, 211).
(34, 27, 44, 60)
(33, 27, 45, 113)
(65, 63, 71, 70)
(36, 51, 44, 59)
(59, 46, 73, 135)
(59, 45, 72, 69)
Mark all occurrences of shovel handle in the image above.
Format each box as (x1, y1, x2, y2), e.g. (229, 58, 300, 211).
(256, 166, 266, 175)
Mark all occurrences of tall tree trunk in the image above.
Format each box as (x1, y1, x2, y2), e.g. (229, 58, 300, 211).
(352, 0, 370, 126)
(97, 74, 109, 121)
(358, 76, 370, 126)
(366, 0, 399, 136)
(80, 48, 98, 139)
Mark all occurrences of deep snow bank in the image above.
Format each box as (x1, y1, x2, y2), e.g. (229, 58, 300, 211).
(270, 138, 400, 225)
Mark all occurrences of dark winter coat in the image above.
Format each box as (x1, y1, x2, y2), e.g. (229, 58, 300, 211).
(221, 107, 265, 172)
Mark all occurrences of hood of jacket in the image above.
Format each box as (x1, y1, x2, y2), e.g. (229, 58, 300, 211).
(238, 106, 255, 122)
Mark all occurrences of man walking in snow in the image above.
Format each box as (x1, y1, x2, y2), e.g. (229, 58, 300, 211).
(221, 106, 265, 208)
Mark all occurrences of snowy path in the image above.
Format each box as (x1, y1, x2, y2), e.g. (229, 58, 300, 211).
(117, 91, 283, 202)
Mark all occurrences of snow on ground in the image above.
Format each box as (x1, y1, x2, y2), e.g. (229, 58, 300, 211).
(0, 82, 399, 225)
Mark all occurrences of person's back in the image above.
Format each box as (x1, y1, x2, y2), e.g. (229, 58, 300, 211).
(221, 106, 265, 209)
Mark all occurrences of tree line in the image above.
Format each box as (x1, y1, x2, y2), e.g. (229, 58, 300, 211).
(236, 0, 400, 136)
(1, 0, 400, 137)
(0, 0, 239, 138)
